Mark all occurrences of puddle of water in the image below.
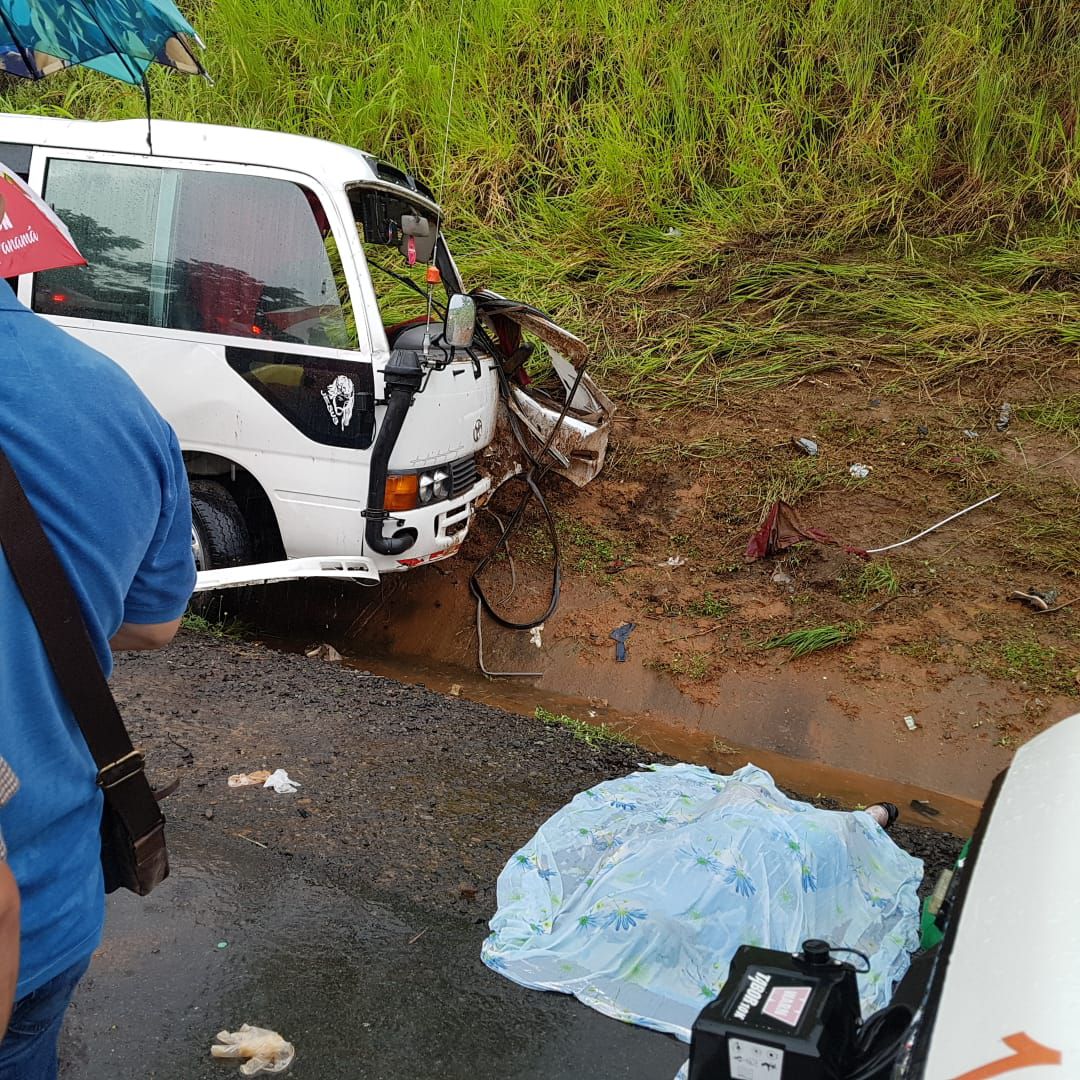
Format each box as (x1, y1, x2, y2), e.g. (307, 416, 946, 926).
(330, 650, 982, 835)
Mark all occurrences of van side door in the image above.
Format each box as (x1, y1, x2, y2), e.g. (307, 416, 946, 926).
(25, 150, 380, 559)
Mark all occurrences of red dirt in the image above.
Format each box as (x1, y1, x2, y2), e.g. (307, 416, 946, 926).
(249, 368, 1078, 809)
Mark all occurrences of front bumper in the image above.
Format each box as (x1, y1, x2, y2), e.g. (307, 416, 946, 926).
(370, 473, 491, 571)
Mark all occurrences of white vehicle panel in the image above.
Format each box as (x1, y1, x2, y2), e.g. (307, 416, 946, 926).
(921, 712, 1080, 1078)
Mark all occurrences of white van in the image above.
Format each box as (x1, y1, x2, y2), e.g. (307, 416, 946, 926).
(0, 114, 502, 581)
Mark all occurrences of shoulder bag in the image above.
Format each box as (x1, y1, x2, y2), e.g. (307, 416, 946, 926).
(0, 445, 170, 895)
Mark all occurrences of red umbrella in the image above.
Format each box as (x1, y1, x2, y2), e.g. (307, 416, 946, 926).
(0, 165, 86, 277)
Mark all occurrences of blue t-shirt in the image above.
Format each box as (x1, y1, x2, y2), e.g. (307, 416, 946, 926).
(0, 280, 195, 998)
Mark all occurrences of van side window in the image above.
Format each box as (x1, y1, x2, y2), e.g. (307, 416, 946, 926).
(34, 160, 357, 349)
(35, 159, 159, 324)
(0, 142, 32, 180)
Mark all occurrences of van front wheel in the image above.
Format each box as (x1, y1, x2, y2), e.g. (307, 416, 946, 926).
(190, 480, 253, 570)
(188, 480, 253, 619)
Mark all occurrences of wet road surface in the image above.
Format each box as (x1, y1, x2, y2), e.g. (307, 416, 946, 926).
(61, 830, 688, 1079)
(57, 632, 961, 1079)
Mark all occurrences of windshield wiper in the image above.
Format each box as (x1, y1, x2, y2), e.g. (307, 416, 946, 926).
(369, 258, 447, 320)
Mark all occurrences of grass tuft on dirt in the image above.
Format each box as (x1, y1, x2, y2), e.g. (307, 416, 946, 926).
(536, 706, 635, 751)
(180, 613, 249, 640)
(764, 623, 862, 659)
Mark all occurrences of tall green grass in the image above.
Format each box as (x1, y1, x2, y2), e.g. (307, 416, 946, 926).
(3, 0, 1079, 402)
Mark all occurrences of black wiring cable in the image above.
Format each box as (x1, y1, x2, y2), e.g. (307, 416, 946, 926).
(844, 1004, 913, 1080)
(468, 353, 588, 631)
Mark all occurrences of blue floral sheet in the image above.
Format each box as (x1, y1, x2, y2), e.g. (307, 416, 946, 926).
(481, 763, 923, 1040)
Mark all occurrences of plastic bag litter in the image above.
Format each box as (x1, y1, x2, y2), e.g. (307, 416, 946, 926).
(263, 769, 300, 794)
(211, 1025, 294, 1075)
(481, 763, 922, 1041)
(228, 771, 272, 788)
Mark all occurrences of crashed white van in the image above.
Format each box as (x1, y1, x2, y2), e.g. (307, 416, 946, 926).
(0, 115, 608, 589)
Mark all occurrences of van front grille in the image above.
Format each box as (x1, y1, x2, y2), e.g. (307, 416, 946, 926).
(449, 454, 478, 497)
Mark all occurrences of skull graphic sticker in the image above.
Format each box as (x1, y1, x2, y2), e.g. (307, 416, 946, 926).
(322, 375, 355, 430)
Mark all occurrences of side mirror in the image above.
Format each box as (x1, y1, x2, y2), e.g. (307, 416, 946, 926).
(445, 294, 476, 348)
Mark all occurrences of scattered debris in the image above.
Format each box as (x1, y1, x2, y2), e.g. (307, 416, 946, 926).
(1035, 596, 1079, 614)
(228, 770, 272, 788)
(216, 941, 229, 950)
(962, 429, 979, 440)
(407, 928, 428, 946)
(995, 403, 1013, 432)
(770, 568, 793, 587)
(234, 833, 268, 849)
(529, 624, 544, 648)
(916, 423, 929, 436)
(909, 799, 941, 818)
(792, 436, 818, 456)
(903, 715, 918, 732)
(458, 883, 479, 902)
(746, 501, 869, 561)
(1008, 587, 1059, 612)
(210, 1025, 295, 1075)
(869, 398, 882, 407)
(657, 555, 687, 568)
(448, 683, 462, 697)
(306, 642, 342, 662)
(475, 598, 543, 679)
(848, 463, 872, 479)
(263, 769, 300, 795)
(204, 808, 215, 820)
(609, 622, 636, 662)
(864, 492, 1001, 554)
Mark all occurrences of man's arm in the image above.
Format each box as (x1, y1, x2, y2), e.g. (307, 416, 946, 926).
(0, 860, 18, 1037)
(117, 427, 196, 642)
(110, 617, 183, 653)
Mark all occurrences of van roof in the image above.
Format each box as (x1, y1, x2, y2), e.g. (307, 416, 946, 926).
(0, 112, 388, 185)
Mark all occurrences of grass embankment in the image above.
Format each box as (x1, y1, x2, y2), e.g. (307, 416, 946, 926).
(3, 0, 1078, 401)
(3, 0, 1076, 585)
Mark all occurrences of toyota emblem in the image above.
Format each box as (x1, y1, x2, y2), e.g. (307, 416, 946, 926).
(473, 419, 484, 443)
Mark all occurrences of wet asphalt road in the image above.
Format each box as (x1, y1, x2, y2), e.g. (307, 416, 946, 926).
(60, 830, 688, 1080)
(55, 633, 960, 1079)
(56, 624, 695, 1080)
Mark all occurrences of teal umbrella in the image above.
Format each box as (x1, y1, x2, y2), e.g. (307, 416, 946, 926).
(0, 0, 204, 84)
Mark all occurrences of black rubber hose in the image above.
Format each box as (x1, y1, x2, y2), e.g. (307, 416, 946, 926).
(365, 352, 423, 556)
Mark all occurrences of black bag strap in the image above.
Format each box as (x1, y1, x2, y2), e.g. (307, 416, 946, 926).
(0, 445, 160, 817)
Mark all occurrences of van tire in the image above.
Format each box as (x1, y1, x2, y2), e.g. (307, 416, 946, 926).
(189, 480, 253, 619)
(190, 480, 253, 570)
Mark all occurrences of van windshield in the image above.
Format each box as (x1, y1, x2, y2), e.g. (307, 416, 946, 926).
(347, 185, 463, 344)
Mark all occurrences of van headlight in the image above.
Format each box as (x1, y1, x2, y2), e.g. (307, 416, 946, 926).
(387, 467, 454, 509)
(416, 468, 449, 505)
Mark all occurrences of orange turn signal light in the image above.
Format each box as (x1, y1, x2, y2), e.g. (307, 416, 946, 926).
(383, 473, 419, 511)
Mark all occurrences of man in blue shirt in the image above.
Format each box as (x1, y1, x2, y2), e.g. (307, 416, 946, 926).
(0, 278, 195, 1078)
